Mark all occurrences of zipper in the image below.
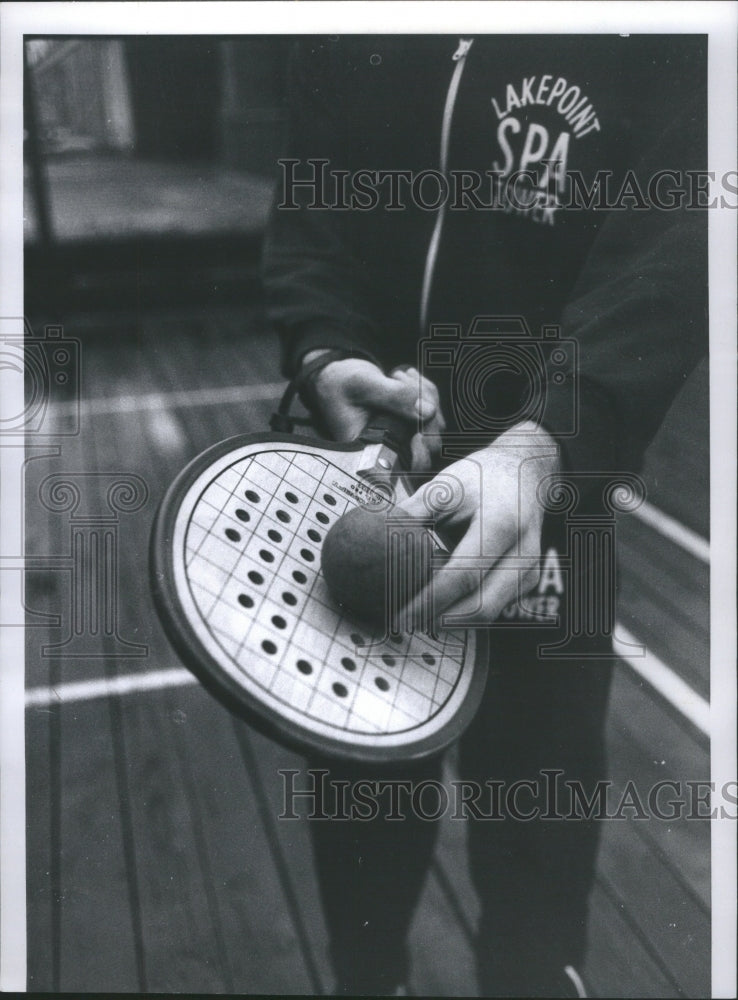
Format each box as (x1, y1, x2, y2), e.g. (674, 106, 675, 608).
(453, 38, 473, 61)
(419, 38, 474, 335)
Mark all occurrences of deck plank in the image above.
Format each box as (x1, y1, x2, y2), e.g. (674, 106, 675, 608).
(618, 519, 709, 635)
(84, 382, 235, 993)
(597, 822, 709, 997)
(616, 586, 709, 701)
(430, 674, 711, 1000)
(617, 510, 709, 699)
(641, 359, 709, 538)
(583, 882, 681, 998)
(24, 417, 145, 992)
(168, 688, 318, 993)
(55, 698, 144, 992)
(25, 445, 63, 990)
(107, 689, 234, 992)
(235, 727, 339, 994)
(432, 762, 690, 1000)
(410, 867, 479, 996)
(606, 666, 710, 912)
(25, 702, 55, 991)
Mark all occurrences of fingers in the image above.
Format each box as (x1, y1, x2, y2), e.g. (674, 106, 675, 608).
(314, 359, 446, 469)
(404, 535, 541, 631)
(315, 359, 442, 428)
(394, 443, 550, 629)
(440, 543, 541, 626)
(398, 457, 475, 527)
(391, 368, 445, 469)
(402, 518, 490, 625)
(322, 400, 372, 442)
(349, 366, 446, 470)
(397, 469, 540, 623)
(397, 479, 445, 521)
(348, 365, 434, 422)
(389, 366, 444, 427)
(314, 360, 400, 442)
(410, 432, 432, 472)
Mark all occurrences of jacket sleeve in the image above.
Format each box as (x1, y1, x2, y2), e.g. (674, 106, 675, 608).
(261, 39, 382, 377)
(539, 94, 708, 480)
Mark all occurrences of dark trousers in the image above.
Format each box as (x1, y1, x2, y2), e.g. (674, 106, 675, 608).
(309, 518, 615, 996)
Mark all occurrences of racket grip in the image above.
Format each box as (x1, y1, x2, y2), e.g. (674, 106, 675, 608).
(358, 411, 415, 468)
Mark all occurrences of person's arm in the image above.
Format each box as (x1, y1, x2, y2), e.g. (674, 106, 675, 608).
(261, 39, 445, 469)
(261, 38, 382, 377)
(540, 94, 708, 480)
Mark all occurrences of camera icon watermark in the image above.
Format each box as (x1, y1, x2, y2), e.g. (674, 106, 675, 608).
(419, 315, 577, 443)
(0, 316, 80, 436)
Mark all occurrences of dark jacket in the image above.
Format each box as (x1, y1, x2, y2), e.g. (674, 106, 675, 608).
(262, 34, 707, 478)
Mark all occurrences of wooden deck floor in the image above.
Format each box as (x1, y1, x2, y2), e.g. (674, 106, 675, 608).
(24, 305, 710, 996)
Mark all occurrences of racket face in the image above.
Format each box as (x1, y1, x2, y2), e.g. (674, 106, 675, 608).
(152, 433, 487, 763)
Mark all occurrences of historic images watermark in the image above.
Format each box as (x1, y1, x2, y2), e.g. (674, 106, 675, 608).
(278, 768, 738, 823)
(278, 159, 738, 219)
(0, 317, 80, 437)
(420, 316, 578, 440)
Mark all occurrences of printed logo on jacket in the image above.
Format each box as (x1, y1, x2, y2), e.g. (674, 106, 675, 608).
(489, 74, 602, 227)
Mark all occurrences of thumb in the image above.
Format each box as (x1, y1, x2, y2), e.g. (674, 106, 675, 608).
(395, 486, 432, 521)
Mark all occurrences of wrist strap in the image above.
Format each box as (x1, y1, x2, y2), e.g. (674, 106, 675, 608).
(270, 349, 359, 434)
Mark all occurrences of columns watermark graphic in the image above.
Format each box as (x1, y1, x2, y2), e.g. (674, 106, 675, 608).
(1, 316, 149, 662)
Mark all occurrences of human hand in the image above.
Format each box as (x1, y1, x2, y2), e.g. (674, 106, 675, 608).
(397, 422, 560, 627)
(302, 350, 446, 471)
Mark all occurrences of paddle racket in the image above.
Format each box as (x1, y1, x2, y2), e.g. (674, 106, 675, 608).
(150, 410, 488, 762)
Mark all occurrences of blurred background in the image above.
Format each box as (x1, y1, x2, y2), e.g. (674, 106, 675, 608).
(25, 36, 286, 316)
(23, 36, 710, 997)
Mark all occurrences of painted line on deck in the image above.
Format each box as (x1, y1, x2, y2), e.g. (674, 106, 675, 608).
(50, 381, 285, 418)
(25, 667, 197, 707)
(632, 500, 709, 564)
(25, 624, 710, 737)
(616, 623, 710, 737)
(143, 395, 188, 453)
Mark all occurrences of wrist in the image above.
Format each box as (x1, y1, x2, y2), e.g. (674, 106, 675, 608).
(301, 348, 333, 369)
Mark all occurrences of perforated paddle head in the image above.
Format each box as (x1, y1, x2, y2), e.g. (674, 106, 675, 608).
(151, 432, 487, 762)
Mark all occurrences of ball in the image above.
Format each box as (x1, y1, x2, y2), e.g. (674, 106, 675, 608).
(320, 504, 436, 630)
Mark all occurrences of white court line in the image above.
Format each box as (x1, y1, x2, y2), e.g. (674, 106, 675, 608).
(24, 667, 197, 707)
(25, 624, 710, 738)
(50, 381, 285, 419)
(632, 500, 710, 564)
(616, 624, 710, 737)
(143, 396, 188, 454)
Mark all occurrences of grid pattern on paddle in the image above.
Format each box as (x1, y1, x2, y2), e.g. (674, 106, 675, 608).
(183, 448, 466, 736)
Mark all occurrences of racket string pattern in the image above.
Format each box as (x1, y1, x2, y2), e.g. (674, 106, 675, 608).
(180, 447, 469, 739)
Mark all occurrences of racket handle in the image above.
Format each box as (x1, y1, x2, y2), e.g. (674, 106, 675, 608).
(358, 411, 415, 469)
